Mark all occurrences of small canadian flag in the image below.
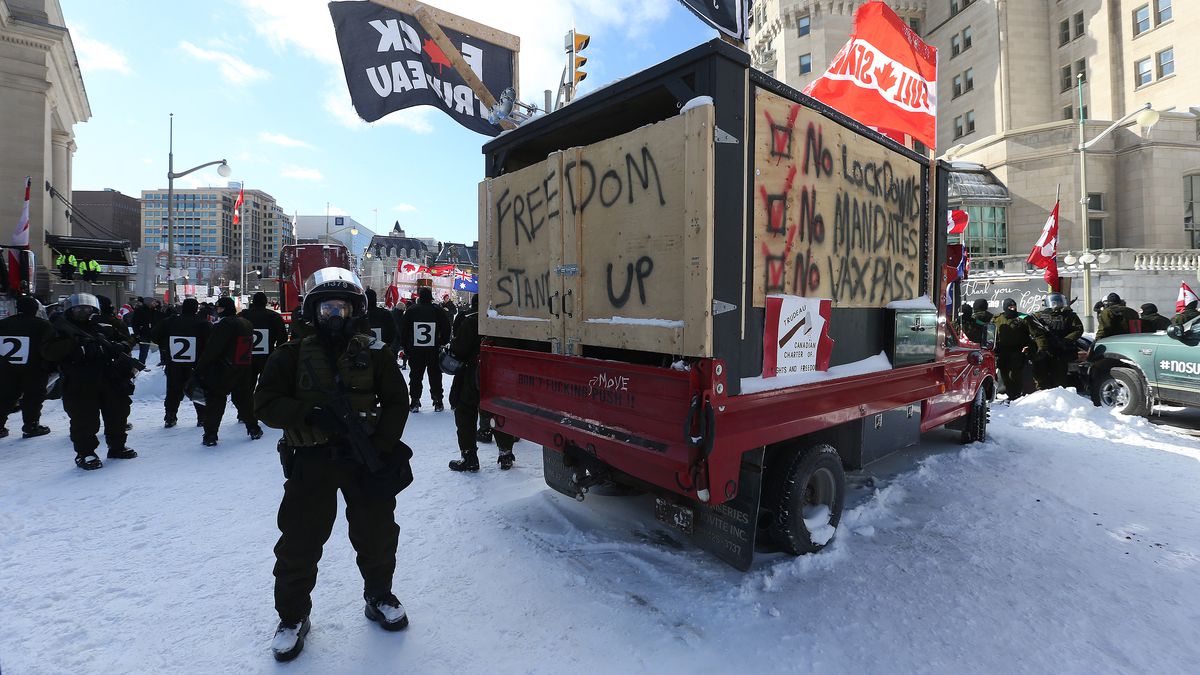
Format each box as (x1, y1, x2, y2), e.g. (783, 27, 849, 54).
(232, 187, 244, 226)
(947, 209, 969, 235)
(1177, 281, 1198, 313)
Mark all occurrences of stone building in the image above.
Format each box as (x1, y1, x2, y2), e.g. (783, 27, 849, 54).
(749, 0, 1200, 322)
(71, 189, 140, 242)
(0, 0, 90, 291)
(360, 222, 433, 292)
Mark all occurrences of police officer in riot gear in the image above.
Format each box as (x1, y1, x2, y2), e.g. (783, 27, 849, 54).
(1139, 303, 1171, 332)
(1028, 292, 1084, 390)
(400, 286, 450, 412)
(44, 293, 139, 470)
(239, 291, 288, 388)
(153, 298, 211, 428)
(363, 288, 399, 355)
(963, 299, 994, 345)
(448, 295, 516, 471)
(1095, 292, 1141, 339)
(991, 298, 1033, 401)
(255, 268, 411, 662)
(196, 296, 259, 446)
(0, 295, 54, 438)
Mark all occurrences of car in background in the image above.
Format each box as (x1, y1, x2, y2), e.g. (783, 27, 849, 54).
(1085, 318, 1200, 416)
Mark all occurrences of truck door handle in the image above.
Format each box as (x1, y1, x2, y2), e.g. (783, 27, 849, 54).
(564, 289, 574, 318)
(1140, 349, 1153, 355)
(549, 291, 560, 318)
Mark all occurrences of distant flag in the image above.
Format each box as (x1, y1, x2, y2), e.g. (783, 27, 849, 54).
(947, 209, 969, 235)
(452, 274, 478, 293)
(958, 247, 971, 279)
(1177, 281, 1198, 313)
(232, 187, 245, 226)
(12, 176, 30, 247)
(1027, 201, 1061, 292)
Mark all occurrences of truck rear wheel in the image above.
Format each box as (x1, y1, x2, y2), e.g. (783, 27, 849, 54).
(960, 386, 989, 444)
(765, 444, 845, 555)
(1096, 367, 1150, 417)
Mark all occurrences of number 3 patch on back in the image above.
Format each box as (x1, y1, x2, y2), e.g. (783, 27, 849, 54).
(413, 321, 435, 347)
(0, 336, 31, 365)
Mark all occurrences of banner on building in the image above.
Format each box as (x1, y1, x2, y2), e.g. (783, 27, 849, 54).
(329, 0, 519, 136)
(803, 2, 938, 149)
(675, 0, 749, 42)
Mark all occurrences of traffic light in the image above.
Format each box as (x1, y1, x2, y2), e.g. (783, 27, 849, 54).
(571, 30, 590, 86)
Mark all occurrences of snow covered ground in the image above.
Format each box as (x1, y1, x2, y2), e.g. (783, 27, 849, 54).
(2, 368, 1199, 673)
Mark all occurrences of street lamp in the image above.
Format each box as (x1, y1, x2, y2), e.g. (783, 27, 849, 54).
(167, 113, 231, 304)
(1077, 74, 1160, 330)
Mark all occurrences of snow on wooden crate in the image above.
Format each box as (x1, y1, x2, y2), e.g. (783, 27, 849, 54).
(479, 104, 715, 357)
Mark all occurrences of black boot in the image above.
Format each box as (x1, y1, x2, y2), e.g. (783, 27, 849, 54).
(432, 399, 444, 413)
(475, 428, 493, 444)
(364, 593, 408, 631)
(164, 416, 177, 428)
(107, 447, 138, 459)
(498, 450, 515, 471)
(202, 434, 218, 447)
(0, 427, 7, 439)
(75, 454, 103, 470)
(449, 450, 479, 472)
(271, 616, 310, 662)
(247, 424, 263, 440)
(409, 402, 421, 413)
(22, 424, 51, 438)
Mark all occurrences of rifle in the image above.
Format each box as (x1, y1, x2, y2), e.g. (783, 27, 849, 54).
(302, 359, 383, 473)
(1024, 313, 1076, 355)
(53, 316, 147, 375)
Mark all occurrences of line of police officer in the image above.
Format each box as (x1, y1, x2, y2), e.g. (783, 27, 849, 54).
(961, 291, 1199, 399)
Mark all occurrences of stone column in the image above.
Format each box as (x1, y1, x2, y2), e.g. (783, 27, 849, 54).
(50, 131, 72, 236)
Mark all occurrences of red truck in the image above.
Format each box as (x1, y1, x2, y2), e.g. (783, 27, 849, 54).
(477, 41, 994, 569)
(277, 242, 352, 322)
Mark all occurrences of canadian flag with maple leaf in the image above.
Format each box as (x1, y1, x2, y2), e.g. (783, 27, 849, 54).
(803, 2, 938, 149)
(947, 209, 969, 235)
(232, 187, 244, 226)
(1177, 281, 1198, 313)
(1027, 201, 1061, 292)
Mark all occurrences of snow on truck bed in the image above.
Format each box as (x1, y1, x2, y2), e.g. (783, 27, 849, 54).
(1, 368, 1198, 673)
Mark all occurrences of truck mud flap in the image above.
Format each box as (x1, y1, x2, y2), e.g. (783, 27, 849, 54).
(543, 446, 765, 571)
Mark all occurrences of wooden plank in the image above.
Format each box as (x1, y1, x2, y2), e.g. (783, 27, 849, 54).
(563, 107, 715, 357)
(411, 5, 515, 130)
(478, 153, 564, 343)
(369, 0, 521, 52)
(751, 87, 926, 308)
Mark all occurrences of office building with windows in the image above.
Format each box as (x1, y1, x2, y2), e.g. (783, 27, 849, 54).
(749, 0, 1200, 311)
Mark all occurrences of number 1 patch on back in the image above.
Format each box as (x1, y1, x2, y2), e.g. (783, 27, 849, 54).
(0, 336, 31, 365)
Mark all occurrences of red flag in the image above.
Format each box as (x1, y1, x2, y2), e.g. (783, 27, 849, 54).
(232, 188, 244, 226)
(1027, 201, 1061, 291)
(803, 2, 938, 149)
(12, 176, 31, 248)
(384, 284, 399, 308)
(1177, 282, 1198, 313)
(947, 209, 969, 235)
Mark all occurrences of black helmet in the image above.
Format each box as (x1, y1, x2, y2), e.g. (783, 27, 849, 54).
(15, 295, 39, 316)
(251, 291, 268, 307)
(62, 293, 101, 323)
(1104, 292, 1123, 307)
(417, 286, 433, 304)
(1002, 298, 1017, 311)
(301, 267, 366, 323)
(972, 299, 989, 312)
(1045, 293, 1067, 309)
(1140, 303, 1158, 315)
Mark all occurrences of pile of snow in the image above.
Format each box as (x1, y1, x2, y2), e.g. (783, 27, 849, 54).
(885, 295, 936, 310)
(741, 352, 893, 394)
(583, 316, 685, 328)
(679, 95, 713, 114)
(2, 384, 1198, 671)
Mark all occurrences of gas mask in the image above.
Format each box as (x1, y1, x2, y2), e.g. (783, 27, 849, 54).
(316, 298, 355, 337)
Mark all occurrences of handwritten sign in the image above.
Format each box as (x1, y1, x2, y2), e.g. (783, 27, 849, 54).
(961, 276, 1073, 316)
(753, 88, 925, 307)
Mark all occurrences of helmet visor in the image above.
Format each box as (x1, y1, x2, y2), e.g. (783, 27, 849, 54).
(68, 305, 97, 322)
(1047, 293, 1067, 308)
(317, 299, 353, 320)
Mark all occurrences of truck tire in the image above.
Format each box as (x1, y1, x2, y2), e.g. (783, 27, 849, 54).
(765, 444, 845, 555)
(1095, 367, 1150, 417)
(960, 385, 989, 444)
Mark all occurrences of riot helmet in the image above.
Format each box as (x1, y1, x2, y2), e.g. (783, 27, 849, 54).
(1140, 303, 1158, 315)
(301, 267, 365, 335)
(1045, 293, 1067, 309)
(972, 299, 989, 312)
(62, 293, 101, 323)
(1104, 292, 1123, 307)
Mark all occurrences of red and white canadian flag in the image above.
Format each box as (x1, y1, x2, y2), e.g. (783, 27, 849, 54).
(803, 2, 938, 149)
(12, 176, 31, 247)
(1177, 281, 1198, 313)
(947, 209, 969, 235)
(232, 187, 244, 225)
(1027, 201, 1061, 291)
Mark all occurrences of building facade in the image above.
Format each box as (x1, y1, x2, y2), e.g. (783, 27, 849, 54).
(0, 0, 90, 292)
(360, 222, 433, 293)
(749, 0, 1200, 320)
(71, 189, 140, 243)
(140, 186, 294, 291)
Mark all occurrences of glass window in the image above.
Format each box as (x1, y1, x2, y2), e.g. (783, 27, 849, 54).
(1088, 219, 1104, 249)
(962, 26, 973, 51)
(964, 67, 974, 92)
(1082, 105, 1088, 119)
(1063, 105, 1074, 120)
(966, 110, 976, 133)
(1134, 5, 1151, 35)
(1073, 12, 1085, 38)
(909, 17, 921, 34)
(951, 34, 961, 57)
(953, 74, 963, 97)
(799, 53, 812, 74)
(798, 15, 810, 37)
(1061, 65, 1073, 91)
(1186, 175, 1200, 248)
(955, 115, 965, 139)
(1075, 59, 1087, 82)
(1157, 48, 1174, 78)
(951, 0, 960, 14)
(1059, 20, 1071, 46)
(1157, 0, 1172, 24)
(1135, 57, 1152, 86)
(1087, 193, 1104, 210)
(961, 205, 1008, 255)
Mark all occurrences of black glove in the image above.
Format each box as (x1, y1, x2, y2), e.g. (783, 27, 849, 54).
(305, 405, 345, 435)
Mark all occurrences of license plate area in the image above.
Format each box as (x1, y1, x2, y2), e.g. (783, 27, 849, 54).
(655, 497, 694, 535)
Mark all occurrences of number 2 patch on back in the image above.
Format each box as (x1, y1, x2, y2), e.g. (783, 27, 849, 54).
(252, 328, 270, 355)
(169, 336, 197, 363)
(0, 336, 31, 365)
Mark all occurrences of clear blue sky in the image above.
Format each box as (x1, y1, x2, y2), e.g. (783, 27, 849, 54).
(62, 0, 714, 244)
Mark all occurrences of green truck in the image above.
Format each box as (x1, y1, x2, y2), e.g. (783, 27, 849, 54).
(1087, 318, 1200, 415)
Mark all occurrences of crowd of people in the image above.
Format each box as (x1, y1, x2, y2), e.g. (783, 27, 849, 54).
(957, 291, 1199, 400)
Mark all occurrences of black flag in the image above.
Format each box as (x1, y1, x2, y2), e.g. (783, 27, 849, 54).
(328, 1, 516, 136)
(676, 0, 748, 41)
